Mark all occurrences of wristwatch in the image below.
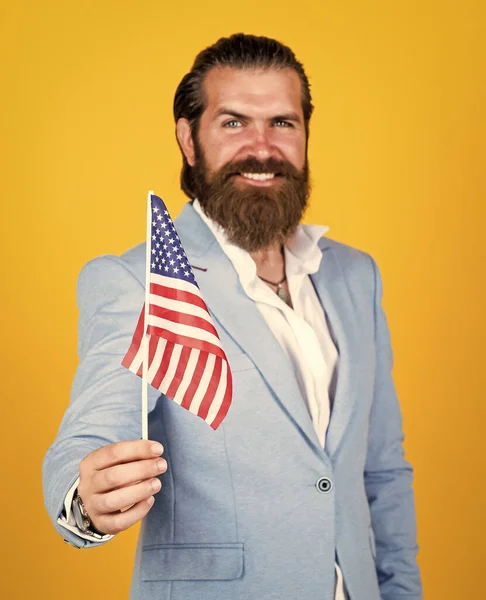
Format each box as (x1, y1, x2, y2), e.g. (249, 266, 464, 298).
(72, 489, 104, 536)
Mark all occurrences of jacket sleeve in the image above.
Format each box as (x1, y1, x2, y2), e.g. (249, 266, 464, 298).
(364, 255, 422, 599)
(42, 254, 159, 548)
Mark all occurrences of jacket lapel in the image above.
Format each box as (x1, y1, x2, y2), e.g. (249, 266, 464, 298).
(310, 243, 360, 458)
(175, 203, 324, 458)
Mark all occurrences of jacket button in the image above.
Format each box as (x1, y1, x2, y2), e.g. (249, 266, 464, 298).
(316, 476, 333, 493)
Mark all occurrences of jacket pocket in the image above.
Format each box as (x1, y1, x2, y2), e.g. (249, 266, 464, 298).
(141, 543, 244, 581)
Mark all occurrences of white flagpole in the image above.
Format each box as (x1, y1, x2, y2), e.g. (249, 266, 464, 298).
(141, 190, 153, 440)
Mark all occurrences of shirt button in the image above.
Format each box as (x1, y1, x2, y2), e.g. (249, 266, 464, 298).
(316, 476, 333, 493)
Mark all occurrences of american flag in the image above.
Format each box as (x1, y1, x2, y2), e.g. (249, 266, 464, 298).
(122, 194, 232, 430)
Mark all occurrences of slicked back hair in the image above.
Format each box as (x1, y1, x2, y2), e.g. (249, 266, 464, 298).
(173, 33, 314, 199)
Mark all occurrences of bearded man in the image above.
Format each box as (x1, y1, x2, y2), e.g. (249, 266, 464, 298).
(43, 33, 422, 600)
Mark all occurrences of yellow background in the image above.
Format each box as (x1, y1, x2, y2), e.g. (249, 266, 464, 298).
(1, 1, 484, 598)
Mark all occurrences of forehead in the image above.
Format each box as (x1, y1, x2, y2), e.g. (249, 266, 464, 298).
(201, 67, 304, 117)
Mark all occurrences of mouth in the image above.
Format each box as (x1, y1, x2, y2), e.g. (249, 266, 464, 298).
(231, 172, 283, 186)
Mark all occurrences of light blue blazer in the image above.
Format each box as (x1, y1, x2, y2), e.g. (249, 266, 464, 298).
(43, 202, 422, 600)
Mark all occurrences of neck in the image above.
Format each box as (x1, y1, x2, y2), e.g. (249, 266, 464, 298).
(250, 243, 285, 281)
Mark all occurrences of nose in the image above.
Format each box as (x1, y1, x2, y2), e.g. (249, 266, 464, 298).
(248, 127, 274, 161)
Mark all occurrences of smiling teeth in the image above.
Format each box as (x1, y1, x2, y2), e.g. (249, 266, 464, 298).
(241, 173, 275, 181)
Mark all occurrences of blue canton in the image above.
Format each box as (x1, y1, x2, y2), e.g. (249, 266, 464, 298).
(150, 195, 198, 286)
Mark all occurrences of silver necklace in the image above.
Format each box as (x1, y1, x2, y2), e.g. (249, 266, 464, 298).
(258, 274, 292, 306)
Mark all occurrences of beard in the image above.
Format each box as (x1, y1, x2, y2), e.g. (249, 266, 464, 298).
(190, 141, 311, 253)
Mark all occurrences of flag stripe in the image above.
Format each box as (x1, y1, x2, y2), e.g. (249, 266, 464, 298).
(150, 291, 213, 322)
(121, 310, 145, 369)
(205, 359, 229, 426)
(189, 354, 216, 415)
(159, 343, 183, 392)
(209, 369, 233, 430)
(173, 348, 200, 405)
(149, 305, 219, 339)
(198, 357, 222, 420)
(151, 272, 206, 296)
(147, 334, 162, 379)
(147, 325, 226, 359)
(150, 283, 208, 312)
(148, 314, 222, 348)
(166, 346, 192, 399)
(180, 350, 209, 410)
(150, 339, 173, 389)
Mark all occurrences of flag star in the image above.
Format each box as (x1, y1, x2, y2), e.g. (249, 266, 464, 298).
(156, 242, 160, 248)
(161, 223, 167, 229)
(169, 259, 175, 266)
(173, 267, 179, 274)
(184, 270, 190, 277)
(152, 234, 156, 241)
(164, 210, 169, 215)
(164, 230, 170, 237)
(168, 237, 175, 244)
(176, 254, 182, 260)
(159, 250, 163, 255)
(156, 229, 160, 235)
(157, 214, 162, 221)
(161, 258, 166, 264)
(155, 256, 159, 262)
(180, 262, 186, 268)
(163, 244, 168, 250)
(153, 206, 159, 213)
(151, 249, 156, 255)
(166, 251, 172, 257)
(152, 220, 156, 226)
(151, 262, 156, 268)
(164, 265, 169, 272)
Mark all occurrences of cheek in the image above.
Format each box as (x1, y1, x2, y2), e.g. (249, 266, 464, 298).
(278, 139, 306, 169)
(206, 135, 243, 169)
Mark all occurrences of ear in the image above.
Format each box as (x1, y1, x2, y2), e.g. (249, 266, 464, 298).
(176, 118, 196, 166)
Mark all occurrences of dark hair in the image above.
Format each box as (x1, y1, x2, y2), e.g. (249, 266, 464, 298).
(173, 33, 314, 199)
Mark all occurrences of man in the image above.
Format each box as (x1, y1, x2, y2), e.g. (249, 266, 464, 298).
(43, 33, 422, 600)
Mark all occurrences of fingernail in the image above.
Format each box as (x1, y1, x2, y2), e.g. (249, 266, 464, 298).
(151, 479, 161, 492)
(150, 442, 163, 455)
(147, 496, 155, 506)
(157, 459, 167, 471)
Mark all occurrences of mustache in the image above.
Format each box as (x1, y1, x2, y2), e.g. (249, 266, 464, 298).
(217, 156, 303, 182)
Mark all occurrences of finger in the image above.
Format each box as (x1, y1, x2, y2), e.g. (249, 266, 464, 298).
(110, 480, 142, 512)
(92, 457, 167, 493)
(118, 480, 143, 512)
(86, 440, 164, 471)
(93, 477, 162, 515)
(93, 496, 156, 535)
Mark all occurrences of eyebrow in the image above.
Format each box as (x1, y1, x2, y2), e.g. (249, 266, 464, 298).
(213, 107, 302, 123)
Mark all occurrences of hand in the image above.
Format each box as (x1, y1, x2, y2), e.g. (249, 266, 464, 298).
(77, 440, 167, 535)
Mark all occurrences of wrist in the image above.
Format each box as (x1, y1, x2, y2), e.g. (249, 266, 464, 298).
(72, 489, 106, 536)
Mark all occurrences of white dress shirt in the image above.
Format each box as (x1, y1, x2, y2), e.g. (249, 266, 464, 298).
(59, 199, 346, 598)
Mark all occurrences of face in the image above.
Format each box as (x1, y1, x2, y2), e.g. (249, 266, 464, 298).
(177, 67, 311, 252)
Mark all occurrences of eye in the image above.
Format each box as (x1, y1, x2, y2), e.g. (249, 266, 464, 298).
(223, 119, 242, 128)
(273, 120, 292, 127)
